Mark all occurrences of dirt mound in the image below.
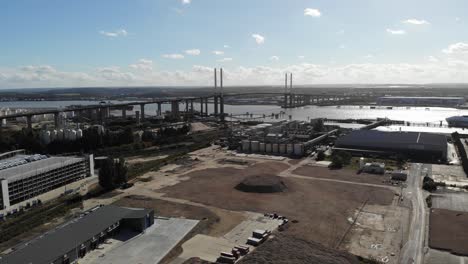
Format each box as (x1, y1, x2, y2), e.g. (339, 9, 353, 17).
(238, 233, 367, 264)
(235, 175, 287, 193)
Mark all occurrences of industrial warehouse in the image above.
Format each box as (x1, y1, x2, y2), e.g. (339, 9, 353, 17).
(335, 130, 448, 162)
(0, 151, 94, 210)
(0, 205, 154, 264)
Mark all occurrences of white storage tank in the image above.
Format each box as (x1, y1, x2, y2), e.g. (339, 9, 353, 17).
(279, 144, 286, 154)
(77, 129, 83, 139)
(70, 129, 77, 141)
(251, 141, 260, 153)
(287, 144, 294, 155)
(57, 129, 64, 141)
(64, 129, 71, 140)
(272, 144, 279, 154)
(50, 130, 57, 141)
(259, 143, 266, 153)
(242, 140, 251, 152)
(294, 144, 304, 156)
(265, 143, 272, 153)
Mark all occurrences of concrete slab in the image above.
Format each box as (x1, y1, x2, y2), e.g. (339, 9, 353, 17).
(179, 234, 234, 263)
(86, 217, 199, 264)
(432, 191, 468, 212)
(223, 213, 282, 245)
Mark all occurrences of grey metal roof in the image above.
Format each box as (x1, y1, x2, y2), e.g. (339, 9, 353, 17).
(0, 156, 85, 182)
(335, 130, 447, 153)
(0, 205, 152, 264)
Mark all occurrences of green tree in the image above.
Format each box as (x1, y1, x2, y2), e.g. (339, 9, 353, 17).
(330, 151, 352, 169)
(115, 157, 128, 185)
(98, 158, 116, 190)
(316, 150, 325, 161)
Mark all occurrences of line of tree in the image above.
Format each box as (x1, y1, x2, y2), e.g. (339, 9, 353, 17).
(98, 157, 128, 191)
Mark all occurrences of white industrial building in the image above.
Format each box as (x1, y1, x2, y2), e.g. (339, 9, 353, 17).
(0, 153, 94, 210)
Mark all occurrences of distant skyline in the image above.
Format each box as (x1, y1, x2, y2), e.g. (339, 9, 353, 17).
(1, 0, 468, 88)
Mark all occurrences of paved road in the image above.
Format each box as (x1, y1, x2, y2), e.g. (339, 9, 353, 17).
(400, 163, 430, 264)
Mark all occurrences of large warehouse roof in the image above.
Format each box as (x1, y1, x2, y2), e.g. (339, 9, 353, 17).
(0, 155, 85, 182)
(335, 130, 447, 153)
(1, 205, 152, 264)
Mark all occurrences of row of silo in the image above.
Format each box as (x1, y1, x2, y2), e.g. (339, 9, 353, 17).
(240, 140, 304, 156)
(39, 128, 84, 144)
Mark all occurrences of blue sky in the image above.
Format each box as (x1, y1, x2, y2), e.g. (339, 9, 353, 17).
(0, 0, 468, 88)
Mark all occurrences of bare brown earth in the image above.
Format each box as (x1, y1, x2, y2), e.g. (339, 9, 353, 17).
(238, 233, 371, 264)
(113, 195, 244, 237)
(160, 162, 394, 247)
(429, 208, 468, 255)
(293, 165, 391, 186)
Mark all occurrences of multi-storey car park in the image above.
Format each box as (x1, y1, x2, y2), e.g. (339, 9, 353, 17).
(0, 151, 94, 210)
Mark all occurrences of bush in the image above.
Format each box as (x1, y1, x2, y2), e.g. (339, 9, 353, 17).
(330, 151, 352, 169)
(316, 150, 325, 161)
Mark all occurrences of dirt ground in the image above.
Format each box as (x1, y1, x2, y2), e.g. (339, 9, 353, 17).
(429, 208, 468, 255)
(293, 165, 390, 186)
(113, 195, 245, 237)
(238, 233, 369, 264)
(160, 162, 395, 247)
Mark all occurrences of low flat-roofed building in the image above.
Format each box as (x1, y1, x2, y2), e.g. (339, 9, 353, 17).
(377, 96, 465, 107)
(335, 130, 447, 163)
(0, 205, 154, 264)
(0, 153, 94, 209)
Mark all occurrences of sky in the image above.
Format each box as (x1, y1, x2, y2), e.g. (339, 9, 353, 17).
(0, 0, 468, 88)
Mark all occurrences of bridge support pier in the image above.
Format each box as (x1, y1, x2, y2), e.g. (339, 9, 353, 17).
(190, 100, 194, 113)
(200, 98, 204, 116)
(214, 96, 218, 116)
(140, 104, 145, 120)
(26, 115, 33, 132)
(220, 96, 224, 121)
(99, 108, 105, 125)
(122, 108, 127, 118)
(204, 98, 208, 116)
(171, 101, 180, 119)
(157, 102, 162, 116)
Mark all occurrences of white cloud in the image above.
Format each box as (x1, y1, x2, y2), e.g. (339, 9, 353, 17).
(270, 56, 279, 61)
(364, 54, 374, 59)
(212, 50, 224, 55)
(162, 54, 184, 59)
(182, 0, 191, 4)
(185, 49, 201, 56)
(339, 44, 346, 49)
(99, 29, 128, 37)
(129, 59, 153, 71)
(304, 8, 321, 17)
(224, 44, 230, 48)
(218, 58, 233, 62)
(251, 34, 265, 45)
(402, 19, 430, 25)
(442, 42, 468, 54)
(336, 30, 345, 35)
(427, 56, 439, 63)
(298, 56, 305, 60)
(456, 17, 461, 22)
(386, 29, 406, 35)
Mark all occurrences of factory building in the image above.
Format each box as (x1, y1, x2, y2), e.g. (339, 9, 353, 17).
(377, 96, 465, 107)
(0, 153, 94, 209)
(0, 205, 154, 264)
(335, 130, 448, 163)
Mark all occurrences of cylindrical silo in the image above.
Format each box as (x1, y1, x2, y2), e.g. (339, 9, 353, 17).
(259, 143, 265, 153)
(265, 143, 272, 153)
(272, 143, 279, 154)
(294, 144, 304, 156)
(251, 141, 259, 153)
(279, 144, 286, 154)
(242, 140, 250, 152)
(287, 144, 294, 155)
